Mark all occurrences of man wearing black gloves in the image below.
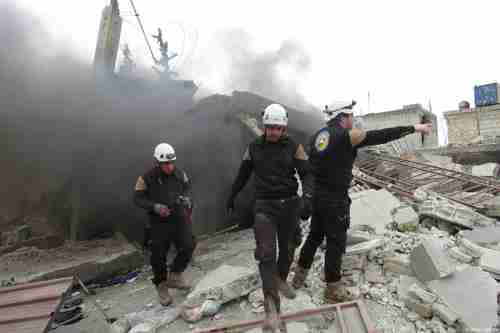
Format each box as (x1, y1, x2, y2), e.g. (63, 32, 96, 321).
(226, 103, 312, 331)
(134, 142, 195, 306)
(292, 101, 432, 303)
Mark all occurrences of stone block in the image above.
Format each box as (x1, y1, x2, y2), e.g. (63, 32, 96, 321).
(183, 264, 260, 308)
(350, 189, 403, 234)
(397, 276, 419, 301)
(428, 267, 497, 332)
(457, 237, 483, 259)
(410, 238, 455, 282)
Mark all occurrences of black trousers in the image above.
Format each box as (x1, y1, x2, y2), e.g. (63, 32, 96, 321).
(150, 217, 195, 286)
(253, 196, 300, 311)
(297, 197, 350, 283)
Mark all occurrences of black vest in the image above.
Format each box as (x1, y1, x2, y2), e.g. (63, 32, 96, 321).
(249, 136, 299, 199)
(309, 124, 356, 197)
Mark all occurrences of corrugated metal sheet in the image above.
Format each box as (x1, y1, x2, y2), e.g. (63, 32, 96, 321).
(0, 277, 74, 333)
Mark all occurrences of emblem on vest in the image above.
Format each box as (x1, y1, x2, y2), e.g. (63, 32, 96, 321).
(314, 130, 330, 152)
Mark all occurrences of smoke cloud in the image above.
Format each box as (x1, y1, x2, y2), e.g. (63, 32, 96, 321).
(1, 3, 320, 241)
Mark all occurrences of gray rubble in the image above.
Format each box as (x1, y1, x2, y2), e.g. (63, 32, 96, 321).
(427, 267, 498, 332)
(471, 163, 500, 177)
(410, 237, 456, 282)
(350, 189, 404, 234)
(460, 225, 500, 246)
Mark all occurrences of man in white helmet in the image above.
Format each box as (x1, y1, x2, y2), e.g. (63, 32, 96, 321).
(134, 142, 195, 306)
(226, 103, 312, 331)
(292, 101, 432, 304)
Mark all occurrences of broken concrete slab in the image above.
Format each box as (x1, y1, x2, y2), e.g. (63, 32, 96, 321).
(129, 323, 154, 333)
(341, 254, 367, 272)
(483, 195, 500, 217)
(346, 230, 372, 246)
(427, 267, 498, 332)
(109, 318, 131, 333)
(418, 194, 496, 229)
(183, 264, 260, 308)
(410, 238, 455, 282)
(471, 163, 499, 177)
(125, 304, 181, 330)
(345, 239, 384, 256)
(392, 206, 419, 232)
(460, 225, 500, 246)
(350, 189, 403, 234)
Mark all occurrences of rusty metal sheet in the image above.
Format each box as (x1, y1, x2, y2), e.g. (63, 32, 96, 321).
(0, 277, 74, 333)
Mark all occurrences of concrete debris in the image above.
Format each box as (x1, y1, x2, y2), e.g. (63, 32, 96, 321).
(417, 192, 496, 229)
(410, 238, 455, 282)
(447, 247, 473, 264)
(129, 323, 154, 333)
(407, 284, 437, 304)
(384, 255, 415, 276)
(350, 189, 404, 234)
(346, 230, 372, 246)
(392, 206, 419, 232)
(479, 247, 500, 275)
(397, 276, 420, 301)
(183, 264, 260, 309)
(460, 225, 500, 246)
(431, 303, 459, 326)
(483, 195, 500, 217)
(404, 297, 433, 319)
(427, 267, 498, 332)
(470, 162, 500, 177)
(109, 318, 131, 333)
(456, 237, 484, 259)
(124, 305, 181, 331)
(345, 238, 385, 256)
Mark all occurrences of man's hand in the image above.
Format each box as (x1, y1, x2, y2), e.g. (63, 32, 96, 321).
(226, 198, 235, 215)
(414, 123, 432, 135)
(153, 203, 171, 218)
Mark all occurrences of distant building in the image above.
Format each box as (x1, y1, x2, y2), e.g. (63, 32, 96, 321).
(444, 103, 500, 145)
(358, 104, 439, 153)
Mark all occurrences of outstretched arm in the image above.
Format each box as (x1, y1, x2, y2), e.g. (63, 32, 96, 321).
(350, 123, 432, 148)
(228, 148, 254, 203)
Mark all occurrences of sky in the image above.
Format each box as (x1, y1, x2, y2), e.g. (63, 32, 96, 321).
(15, 0, 500, 143)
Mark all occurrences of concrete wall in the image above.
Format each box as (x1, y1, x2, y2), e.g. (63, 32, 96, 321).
(444, 104, 500, 145)
(359, 104, 439, 153)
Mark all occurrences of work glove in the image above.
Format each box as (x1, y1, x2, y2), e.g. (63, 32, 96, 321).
(225, 197, 235, 215)
(299, 195, 313, 220)
(153, 203, 171, 218)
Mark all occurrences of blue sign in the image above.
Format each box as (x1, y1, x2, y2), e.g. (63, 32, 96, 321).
(474, 83, 498, 107)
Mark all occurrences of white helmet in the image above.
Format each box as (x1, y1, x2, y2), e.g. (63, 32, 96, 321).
(323, 100, 356, 123)
(262, 103, 288, 126)
(154, 143, 176, 162)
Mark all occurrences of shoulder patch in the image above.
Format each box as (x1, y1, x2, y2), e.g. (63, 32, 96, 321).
(314, 130, 330, 152)
(134, 176, 147, 191)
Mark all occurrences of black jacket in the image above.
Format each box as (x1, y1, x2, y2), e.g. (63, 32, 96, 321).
(309, 123, 415, 199)
(134, 166, 191, 224)
(229, 135, 312, 200)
